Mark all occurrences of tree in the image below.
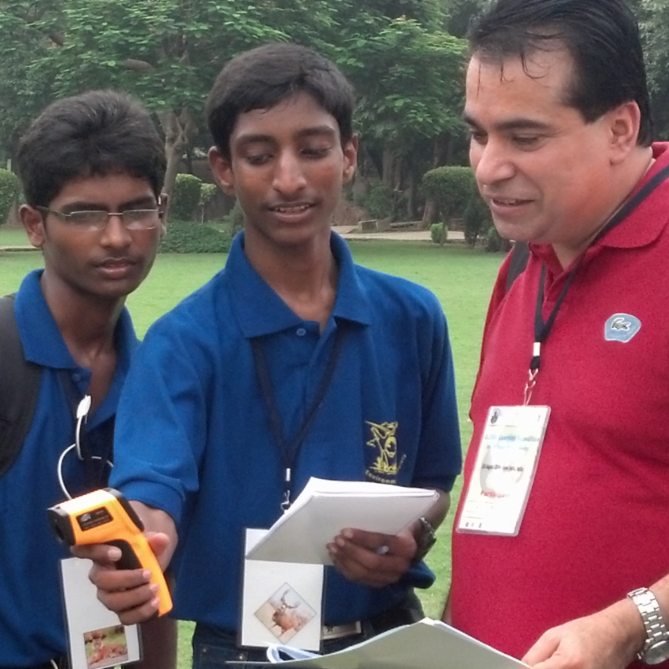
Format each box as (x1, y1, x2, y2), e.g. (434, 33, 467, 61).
(0, 0, 472, 219)
(44, 0, 291, 197)
(336, 8, 466, 219)
(639, 0, 669, 139)
(0, 0, 61, 161)
(0, 0, 343, 197)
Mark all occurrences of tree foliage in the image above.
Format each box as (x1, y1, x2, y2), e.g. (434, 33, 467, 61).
(639, 0, 669, 139)
(0, 0, 474, 215)
(170, 173, 202, 221)
(0, 168, 20, 226)
(422, 165, 476, 219)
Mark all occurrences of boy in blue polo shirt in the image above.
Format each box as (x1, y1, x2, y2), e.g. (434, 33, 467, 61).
(0, 91, 174, 669)
(82, 44, 462, 667)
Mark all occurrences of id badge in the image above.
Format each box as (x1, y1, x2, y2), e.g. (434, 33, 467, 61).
(241, 528, 324, 652)
(457, 405, 550, 536)
(60, 557, 141, 669)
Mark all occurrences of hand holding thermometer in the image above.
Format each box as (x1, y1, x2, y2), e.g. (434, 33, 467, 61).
(47, 487, 173, 616)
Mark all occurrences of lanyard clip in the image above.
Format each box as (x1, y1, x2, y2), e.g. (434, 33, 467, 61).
(74, 395, 92, 460)
(523, 368, 539, 406)
(280, 468, 292, 512)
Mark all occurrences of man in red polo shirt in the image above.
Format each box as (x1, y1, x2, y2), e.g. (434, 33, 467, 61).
(447, 2, 669, 669)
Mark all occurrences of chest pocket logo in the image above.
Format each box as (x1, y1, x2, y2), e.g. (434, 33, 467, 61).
(604, 313, 641, 343)
(365, 421, 405, 484)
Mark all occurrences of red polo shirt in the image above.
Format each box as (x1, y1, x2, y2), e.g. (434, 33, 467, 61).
(450, 143, 669, 667)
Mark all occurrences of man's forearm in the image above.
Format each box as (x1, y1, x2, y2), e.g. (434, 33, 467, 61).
(129, 500, 178, 571)
(422, 489, 450, 530)
(132, 615, 177, 669)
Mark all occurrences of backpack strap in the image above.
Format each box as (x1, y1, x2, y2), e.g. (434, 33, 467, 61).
(0, 294, 42, 477)
(505, 241, 530, 294)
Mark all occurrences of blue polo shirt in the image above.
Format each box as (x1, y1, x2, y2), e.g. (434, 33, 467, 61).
(0, 270, 137, 667)
(111, 231, 461, 629)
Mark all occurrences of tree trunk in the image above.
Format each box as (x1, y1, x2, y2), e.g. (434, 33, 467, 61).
(382, 148, 394, 188)
(159, 108, 196, 204)
(407, 168, 417, 220)
(421, 199, 439, 230)
(432, 133, 451, 167)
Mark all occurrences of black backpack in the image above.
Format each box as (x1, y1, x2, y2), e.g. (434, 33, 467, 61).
(504, 242, 530, 294)
(0, 294, 42, 477)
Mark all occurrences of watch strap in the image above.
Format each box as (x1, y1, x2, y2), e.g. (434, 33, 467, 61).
(628, 587, 669, 664)
(412, 517, 437, 564)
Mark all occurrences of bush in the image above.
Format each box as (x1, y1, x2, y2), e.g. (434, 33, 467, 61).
(159, 220, 232, 253)
(170, 173, 202, 221)
(430, 222, 448, 245)
(198, 183, 219, 218)
(485, 226, 512, 253)
(0, 169, 20, 226)
(463, 195, 493, 247)
(199, 183, 218, 207)
(224, 201, 245, 234)
(359, 184, 407, 221)
(421, 166, 477, 220)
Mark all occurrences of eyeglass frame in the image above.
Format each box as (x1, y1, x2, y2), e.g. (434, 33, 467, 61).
(35, 199, 164, 231)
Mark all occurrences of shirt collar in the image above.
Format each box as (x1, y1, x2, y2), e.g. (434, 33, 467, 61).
(595, 142, 669, 251)
(529, 142, 669, 272)
(227, 231, 372, 339)
(15, 269, 138, 372)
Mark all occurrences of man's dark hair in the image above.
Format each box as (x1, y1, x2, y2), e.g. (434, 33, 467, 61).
(468, 0, 653, 146)
(206, 43, 355, 158)
(17, 90, 167, 207)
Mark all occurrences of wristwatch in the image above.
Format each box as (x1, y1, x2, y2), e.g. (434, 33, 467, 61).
(627, 587, 669, 665)
(412, 517, 437, 564)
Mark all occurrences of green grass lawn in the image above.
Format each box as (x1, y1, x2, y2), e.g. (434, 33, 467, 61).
(0, 229, 503, 666)
(0, 227, 32, 247)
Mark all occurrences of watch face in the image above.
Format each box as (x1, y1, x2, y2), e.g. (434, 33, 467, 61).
(643, 640, 669, 665)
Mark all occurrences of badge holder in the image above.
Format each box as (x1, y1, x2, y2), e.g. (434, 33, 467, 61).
(240, 528, 324, 652)
(458, 404, 550, 536)
(60, 557, 141, 669)
(56, 397, 139, 668)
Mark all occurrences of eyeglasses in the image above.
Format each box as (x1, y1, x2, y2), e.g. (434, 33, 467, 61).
(36, 205, 162, 231)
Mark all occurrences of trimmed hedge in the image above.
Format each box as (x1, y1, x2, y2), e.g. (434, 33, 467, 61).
(430, 222, 447, 245)
(0, 169, 20, 226)
(159, 221, 232, 253)
(463, 194, 493, 246)
(421, 166, 477, 220)
(358, 183, 407, 222)
(170, 173, 202, 221)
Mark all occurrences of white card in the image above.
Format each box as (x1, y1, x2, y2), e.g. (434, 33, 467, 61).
(241, 529, 324, 652)
(458, 405, 550, 536)
(60, 557, 141, 669)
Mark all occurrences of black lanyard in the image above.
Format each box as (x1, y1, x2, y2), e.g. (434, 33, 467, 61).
(525, 161, 669, 403)
(251, 325, 346, 511)
(58, 372, 109, 489)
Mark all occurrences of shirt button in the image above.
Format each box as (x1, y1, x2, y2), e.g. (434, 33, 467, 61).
(296, 327, 307, 337)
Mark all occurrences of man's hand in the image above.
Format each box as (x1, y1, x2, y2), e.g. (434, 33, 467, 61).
(73, 532, 171, 625)
(327, 527, 417, 587)
(522, 599, 644, 669)
(72, 501, 177, 625)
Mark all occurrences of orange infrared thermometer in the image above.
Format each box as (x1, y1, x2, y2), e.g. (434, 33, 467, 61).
(47, 487, 173, 616)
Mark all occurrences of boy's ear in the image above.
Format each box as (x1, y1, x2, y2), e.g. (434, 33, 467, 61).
(342, 135, 359, 184)
(208, 146, 236, 196)
(20, 205, 46, 249)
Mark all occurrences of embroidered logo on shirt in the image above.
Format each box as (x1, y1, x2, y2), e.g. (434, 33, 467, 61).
(365, 421, 405, 484)
(604, 313, 641, 343)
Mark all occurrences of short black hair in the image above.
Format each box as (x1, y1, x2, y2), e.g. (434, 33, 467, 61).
(468, 0, 653, 146)
(206, 43, 355, 158)
(17, 90, 167, 207)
